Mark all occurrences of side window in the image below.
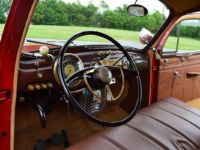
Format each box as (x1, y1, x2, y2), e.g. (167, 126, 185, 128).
(163, 19, 200, 53)
(0, 0, 12, 37)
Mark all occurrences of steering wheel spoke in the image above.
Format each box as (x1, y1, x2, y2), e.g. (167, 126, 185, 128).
(105, 85, 114, 100)
(109, 77, 116, 85)
(66, 67, 94, 82)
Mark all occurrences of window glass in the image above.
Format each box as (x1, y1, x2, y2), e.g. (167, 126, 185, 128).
(163, 19, 200, 53)
(26, 0, 170, 50)
(0, 0, 12, 37)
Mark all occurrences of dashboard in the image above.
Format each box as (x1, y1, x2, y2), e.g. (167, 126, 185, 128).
(17, 44, 149, 107)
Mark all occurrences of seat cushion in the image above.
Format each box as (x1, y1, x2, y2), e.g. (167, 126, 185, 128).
(66, 97, 200, 150)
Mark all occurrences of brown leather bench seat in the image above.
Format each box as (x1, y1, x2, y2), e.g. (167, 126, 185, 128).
(66, 97, 200, 150)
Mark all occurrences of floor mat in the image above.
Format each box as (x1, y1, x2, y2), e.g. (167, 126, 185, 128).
(187, 98, 200, 110)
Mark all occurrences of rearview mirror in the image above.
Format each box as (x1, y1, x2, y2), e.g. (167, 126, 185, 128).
(127, 4, 148, 17)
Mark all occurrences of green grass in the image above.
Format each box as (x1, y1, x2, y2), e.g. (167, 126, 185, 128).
(0, 24, 4, 35)
(165, 36, 200, 51)
(0, 24, 200, 51)
(26, 25, 140, 43)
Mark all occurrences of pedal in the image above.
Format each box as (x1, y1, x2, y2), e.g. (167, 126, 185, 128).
(34, 139, 47, 150)
(61, 129, 70, 148)
(34, 130, 70, 150)
(51, 133, 62, 145)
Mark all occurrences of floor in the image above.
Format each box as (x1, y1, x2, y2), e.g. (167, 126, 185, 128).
(14, 101, 127, 150)
(14, 102, 103, 150)
(14, 96, 200, 150)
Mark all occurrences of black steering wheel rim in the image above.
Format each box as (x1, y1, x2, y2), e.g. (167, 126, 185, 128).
(57, 31, 142, 127)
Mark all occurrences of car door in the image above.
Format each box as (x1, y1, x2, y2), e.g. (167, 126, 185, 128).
(157, 14, 200, 102)
(0, 1, 37, 150)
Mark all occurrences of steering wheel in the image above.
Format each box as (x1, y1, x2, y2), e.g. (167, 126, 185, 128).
(57, 31, 142, 127)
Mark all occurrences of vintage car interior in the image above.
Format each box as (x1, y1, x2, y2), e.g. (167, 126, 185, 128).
(16, 31, 149, 149)
(1, 0, 200, 150)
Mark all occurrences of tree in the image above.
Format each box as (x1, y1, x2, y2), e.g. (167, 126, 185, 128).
(0, 0, 12, 23)
(0, 9, 5, 23)
(31, 0, 170, 35)
(32, 0, 69, 25)
(0, 0, 12, 14)
(99, 0, 109, 13)
(84, 4, 98, 26)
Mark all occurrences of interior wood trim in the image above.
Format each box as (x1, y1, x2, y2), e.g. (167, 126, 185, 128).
(147, 50, 153, 106)
(10, 0, 39, 149)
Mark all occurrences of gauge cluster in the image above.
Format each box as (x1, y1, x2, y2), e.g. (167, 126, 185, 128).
(62, 53, 84, 79)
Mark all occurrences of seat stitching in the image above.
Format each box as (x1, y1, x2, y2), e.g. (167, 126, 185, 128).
(139, 112, 198, 148)
(125, 124, 168, 149)
(100, 134, 127, 150)
(156, 106, 200, 130)
(162, 101, 200, 117)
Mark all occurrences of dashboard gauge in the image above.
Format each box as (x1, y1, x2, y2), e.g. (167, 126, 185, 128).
(62, 53, 84, 79)
(123, 60, 130, 69)
(53, 53, 84, 87)
(64, 64, 76, 77)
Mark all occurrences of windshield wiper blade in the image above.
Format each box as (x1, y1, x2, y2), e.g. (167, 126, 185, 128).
(26, 38, 63, 47)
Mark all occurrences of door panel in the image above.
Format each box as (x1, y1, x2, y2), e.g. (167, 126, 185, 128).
(182, 66, 195, 101)
(158, 55, 200, 101)
(190, 64, 200, 98)
(171, 68, 184, 100)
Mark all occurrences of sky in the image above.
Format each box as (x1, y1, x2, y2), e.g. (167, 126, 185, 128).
(62, 0, 169, 15)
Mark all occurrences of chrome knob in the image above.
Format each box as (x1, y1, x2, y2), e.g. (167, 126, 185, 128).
(174, 71, 179, 76)
(163, 59, 168, 63)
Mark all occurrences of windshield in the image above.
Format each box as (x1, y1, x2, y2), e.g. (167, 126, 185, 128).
(0, 0, 12, 39)
(26, 0, 170, 49)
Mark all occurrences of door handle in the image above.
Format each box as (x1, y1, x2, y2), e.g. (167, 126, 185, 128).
(186, 72, 200, 78)
(0, 90, 10, 102)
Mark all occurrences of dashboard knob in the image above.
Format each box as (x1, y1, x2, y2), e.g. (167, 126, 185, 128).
(19, 97, 26, 102)
(35, 84, 41, 90)
(39, 46, 49, 56)
(37, 72, 43, 79)
(41, 83, 48, 89)
(47, 82, 53, 88)
(27, 84, 35, 91)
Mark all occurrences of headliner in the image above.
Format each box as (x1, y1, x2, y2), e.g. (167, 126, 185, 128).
(163, 0, 200, 14)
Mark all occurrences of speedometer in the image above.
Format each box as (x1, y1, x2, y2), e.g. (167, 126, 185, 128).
(54, 53, 84, 86)
(64, 64, 76, 77)
(62, 53, 84, 78)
